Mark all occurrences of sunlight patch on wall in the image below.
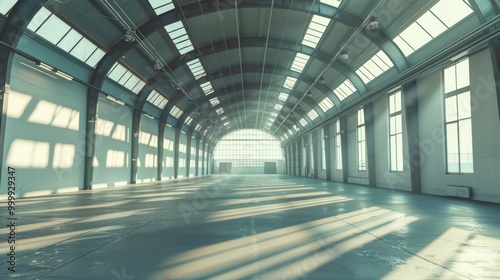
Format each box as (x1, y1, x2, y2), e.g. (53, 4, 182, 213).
(165, 156, 174, 167)
(27, 100, 79, 130)
(106, 149, 126, 168)
(52, 143, 76, 168)
(95, 118, 114, 137)
(145, 153, 157, 168)
(56, 186, 79, 194)
(112, 124, 127, 141)
(7, 139, 50, 168)
(7, 91, 32, 119)
(164, 139, 174, 151)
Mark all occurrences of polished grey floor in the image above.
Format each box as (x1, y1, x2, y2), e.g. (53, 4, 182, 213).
(1, 175, 499, 279)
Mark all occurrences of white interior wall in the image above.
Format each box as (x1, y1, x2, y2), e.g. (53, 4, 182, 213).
(1, 55, 87, 197)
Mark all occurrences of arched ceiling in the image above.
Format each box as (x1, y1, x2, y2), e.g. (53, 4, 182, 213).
(2, 0, 496, 145)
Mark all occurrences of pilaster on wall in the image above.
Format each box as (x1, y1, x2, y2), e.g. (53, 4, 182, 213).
(340, 116, 349, 183)
(173, 127, 180, 179)
(403, 81, 421, 193)
(324, 126, 332, 181)
(364, 103, 376, 187)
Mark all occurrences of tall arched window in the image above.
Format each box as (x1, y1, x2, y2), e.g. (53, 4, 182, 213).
(213, 129, 284, 173)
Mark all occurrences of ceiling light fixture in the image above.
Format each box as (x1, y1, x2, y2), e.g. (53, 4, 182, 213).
(153, 60, 163, 70)
(123, 29, 136, 42)
(366, 16, 380, 31)
(339, 50, 349, 60)
(318, 77, 325, 84)
(306, 91, 312, 97)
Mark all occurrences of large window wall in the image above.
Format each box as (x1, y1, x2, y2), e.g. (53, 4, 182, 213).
(213, 129, 284, 174)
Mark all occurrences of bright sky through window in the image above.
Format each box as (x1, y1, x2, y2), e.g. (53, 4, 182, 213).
(147, 90, 168, 109)
(333, 79, 357, 100)
(393, 0, 472, 56)
(165, 21, 195, 55)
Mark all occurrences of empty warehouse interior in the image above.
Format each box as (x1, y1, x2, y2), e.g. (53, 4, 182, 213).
(1, 0, 500, 279)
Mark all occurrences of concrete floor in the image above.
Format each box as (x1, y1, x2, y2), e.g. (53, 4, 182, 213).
(1, 175, 500, 280)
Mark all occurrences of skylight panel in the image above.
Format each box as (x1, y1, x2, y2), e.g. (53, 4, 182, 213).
(291, 53, 310, 73)
(333, 79, 356, 101)
(302, 15, 330, 49)
(36, 15, 71, 45)
(299, 118, 308, 127)
(431, 0, 472, 27)
(187, 59, 206, 79)
(170, 106, 183, 119)
(221, 116, 228, 121)
(271, 112, 278, 117)
(200, 81, 214, 95)
(209, 97, 220, 106)
(195, 123, 202, 131)
(148, 0, 174, 15)
(293, 124, 299, 131)
(108, 63, 127, 81)
(147, 90, 169, 109)
(321, 0, 342, 7)
(224, 122, 231, 126)
(165, 21, 195, 55)
(185, 116, 193, 126)
(274, 104, 283, 111)
(216, 108, 224, 115)
(394, 0, 472, 57)
(27, 7, 51, 32)
(278, 92, 288, 102)
(355, 50, 393, 84)
(288, 129, 293, 136)
(283, 76, 297, 90)
(0, 0, 17, 15)
(308, 109, 319, 121)
(319, 97, 334, 112)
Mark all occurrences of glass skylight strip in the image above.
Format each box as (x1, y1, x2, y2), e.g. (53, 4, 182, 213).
(278, 92, 288, 102)
(209, 97, 220, 106)
(293, 124, 299, 131)
(333, 79, 356, 101)
(299, 118, 308, 127)
(148, 0, 174, 15)
(185, 116, 193, 126)
(302, 15, 331, 49)
(308, 109, 319, 121)
(195, 123, 202, 131)
(321, 0, 342, 7)
(221, 116, 228, 121)
(216, 108, 224, 115)
(355, 50, 393, 84)
(224, 122, 231, 126)
(27, 7, 105, 67)
(170, 106, 183, 119)
(394, 0, 472, 56)
(283, 76, 297, 90)
(147, 90, 169, 109)
(319, 97, 334, 112)
(187, 59, 206, 79)
(200, 81, 214, 95)
(165, 21, 195, 55)
(0, 0, 17, 15)
(271, 112, 278, 117)
(291, 53, 310, 73)
(274, 104, 283, 111)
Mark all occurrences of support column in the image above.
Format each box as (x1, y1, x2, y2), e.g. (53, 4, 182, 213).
(364, 102, 376, 187)
(130, 110, 141, 184)
(324, 126, 332, 181)
(173, 128, 180, 179)
(404, 81, 421, 193)
(201, 141, 206, 175)
(157, 122, 165, 180)
(185, 133, 192, 178)
(195, 137, 200, 176)
(340, 116, 349, 183)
